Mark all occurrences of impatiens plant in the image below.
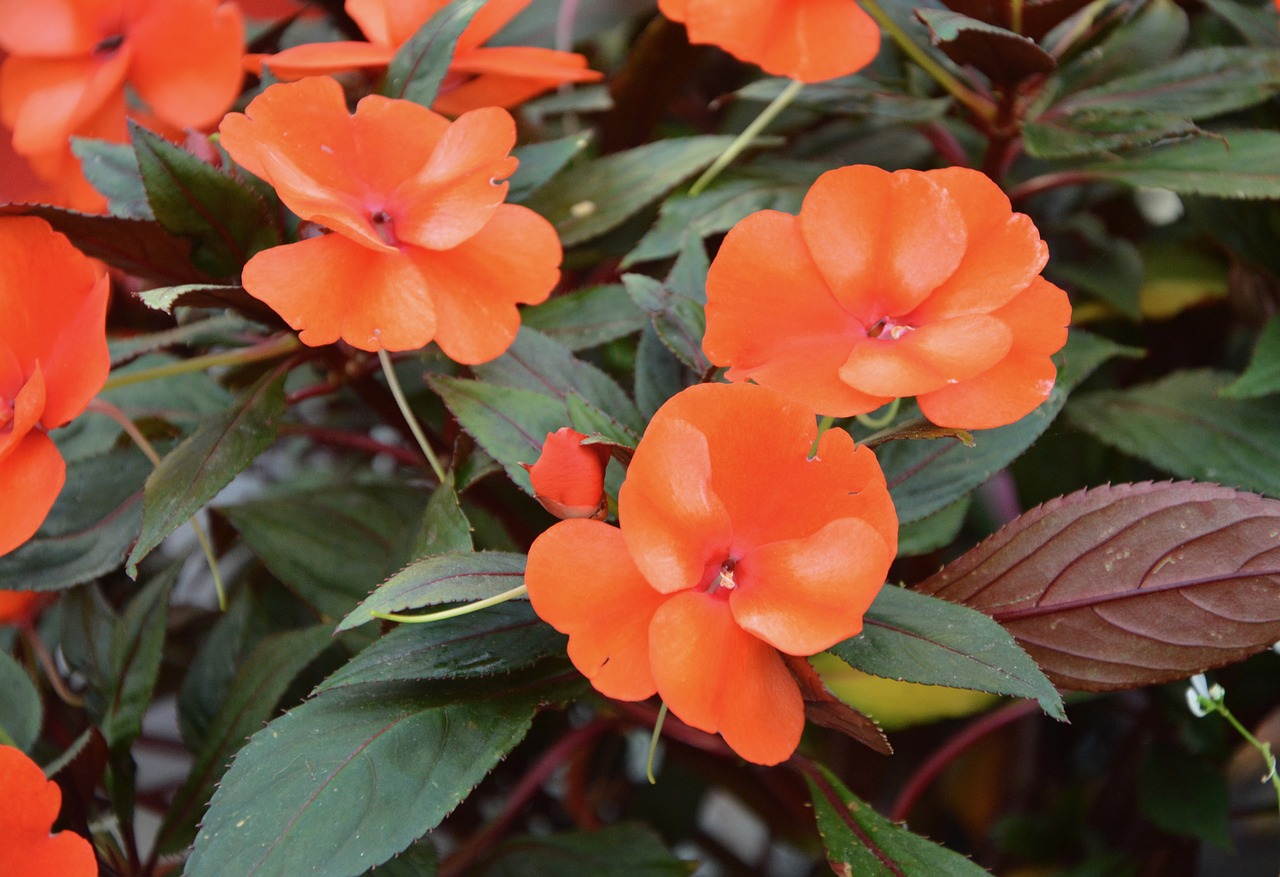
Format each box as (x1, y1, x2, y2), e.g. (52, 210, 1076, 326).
(3, 0, 1280, 875)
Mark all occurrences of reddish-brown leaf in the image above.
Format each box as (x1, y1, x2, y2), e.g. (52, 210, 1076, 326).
(784, 655, 892, 755)
(917, 482, 1280, 690)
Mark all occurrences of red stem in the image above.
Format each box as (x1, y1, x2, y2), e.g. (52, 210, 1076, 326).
(889, 699, 1040, 822)
(278, 423, 426, 467)
(437, 718, 617, 877)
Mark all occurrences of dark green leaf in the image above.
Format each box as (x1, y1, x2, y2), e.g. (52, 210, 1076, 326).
(1069, 369, 1280, 495)
(1075, 130, 1280, 199)
(1200, 0, 1280, 48)
(70, 137, 152, 219)
(58, 587, 116, 717)
(157, 626, 334, 856)
(1044, 0, 1187, 99)
(634, 324, 691, 419)
(129, 367, 288, 573)
(523, 136, 736, 246)
(365, 842, 438, 877)
(131, 121, 281, 277)
(413, 474, 474, 557)
(430, 374, 571, 490)
(319, 602, 562, 691)
(1044, 215, 1144, 317)
(1023, 111, 1202, 160)
(177, 591, 269, 750)
(806, 765, 993, 875)
(509, 133, 592, 203)
(382, 0, 484, 106)
(1138, 743, 1231, 848)
(0, 204, 205, 285)
(0, 449, 149, 591)
(623, 180, 805, 267)
(134, 283, 262, 315)
(103, 568, 176, 748)
(186, 678, 561, 877)
(521, 284, 647, 351)
(1222, 314, 1280, 398)
(337, 551, 526, 632)
(915, 9, 1056, 84)
(622, 272, 708, 373)
(897, 497, 970, 557)
(735, 76, 952, 122)
(222, 484, 424, 621)
(831, 585, 1064, 717)
(477, 825, 691, 877)
(0, 650, 40, 752)
(881, 331, 1139, 523)
(566, 392, 640, 447)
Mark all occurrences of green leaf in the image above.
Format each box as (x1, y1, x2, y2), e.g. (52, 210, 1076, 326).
(1023, 111, 1202, 160)
(0, 448, 149, 591)
(509, 133, 593, 203)
(1200, 0, 1280, 48)
(830, 585, 1064, 718)
(1138, 743, 1231, 848)
(382, 0, 484, 106)
(521, 284, 647, 351)
(337, 551, 527, 632)
(1043, 0, 1187, 99)
(1044, 214, 1144, 317)
(622, 269, 709, 373)
(1052, 48, 1280, 119)
(477, 825, 692, 877)
(736, 76, 952, 122)
(523, 136, 736, 247)
(1068, 369, 1280, 496)
(474, 328, 643, 433)
(131, 121, 281, 277)
(430, 375, 572, 490)
(70, 137, 152, 219)
(897, 497, 970, 557)
(623, 180, 805, 267)
(222, 484, 424, 621)
(319, 602, 562, 692)
(1222, 313, 1280, 398)
(186, 678, 560, 877)
(128, 367, 288, 573)
(1075, 129, 1280, 199)
(157, 626, 334, 856)
(176, 591, 269, 750)
(915, 8, 1056, 85)
(634, 324, 691, 419)
(0, 650, 40, 752)
(103, 568, 176, 749)
(880, 331, 1138, 524)
(133, 283, 259, 315)
(806, 765, 993, 875)
(365, 842, 438, 877)
(413, 474, 474, 557)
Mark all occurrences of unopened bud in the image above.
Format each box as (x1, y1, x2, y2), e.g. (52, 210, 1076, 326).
(521, 428, 610, 520)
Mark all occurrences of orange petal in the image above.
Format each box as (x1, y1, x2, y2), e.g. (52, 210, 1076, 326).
(219, 77, 382, 249)
(0, 430, 65, 557)
(525, 519, 663, 701)
(524, 428, 609, 518)
(128, 0, 245, 131)
(447, 46, 603, 81)
(704, 209, 888, 416)
(731, 517, 892, 655)
(0, 746, 96, 877)
(1, 364, 46, 463)
(246, 41, 394, 78)
(0, 0, 119, 55)
(648, 591, 804, 765)
(391, 105, 517, 250)
(457, 0, 531, 50)
(618, 411, 733, 595)
(839, 313, 1012, 397)
(347, 0, 445, 47)
(916, 277, 1070, 429)
(800, 166, 966, 322)
(0, 217, 109, 426)
(241, 234, 437, 352)
(404, 203, 560, 363)
(0, 591, 44, 626)
(350, 93, 451, 200)
(1, 52, 129, 154)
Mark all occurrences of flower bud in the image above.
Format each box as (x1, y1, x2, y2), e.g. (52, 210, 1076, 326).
(0, 591, 48, 627)
(522, 428, 610, 520)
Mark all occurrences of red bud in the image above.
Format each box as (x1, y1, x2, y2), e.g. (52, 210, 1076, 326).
(521, 428, 610, 520)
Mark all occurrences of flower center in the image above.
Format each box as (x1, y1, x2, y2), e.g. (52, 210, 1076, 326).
(705, 558, 737, 597)
(867, 317, 914, 340)
(93, 33, 125, 57)
(371, 210, 398, 247)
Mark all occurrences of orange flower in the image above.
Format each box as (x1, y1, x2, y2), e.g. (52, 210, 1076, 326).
(0, 746, 97, 877)
(521, 428, 611, 520)
(0, 0, 244, 157)
(0, 591, 50, 626)
(1, 217, 110, 557)
(219, 76, 561, 359)
(658, 0, 880, 83)
(245, 0, 603, 116)
(703, 165, 1071, 430)
(525, 383, 897, 764)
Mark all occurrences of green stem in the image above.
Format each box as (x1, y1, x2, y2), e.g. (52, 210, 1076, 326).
(855, 397, 901, 430)
(1215, 702, 1280, 818)
(87, 399, 227, 610)
(1010, 0, 1024, 34)
(102, 334, 300, 391)
(371, 584, 528, 624)
(646, 702, 669, 784)
(857, 0, 997, 123)
(689, 78, 804, 197)
(0, 724, 15, 749)
(810, 415, 837, 457)
(377, 349, 447, 483)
